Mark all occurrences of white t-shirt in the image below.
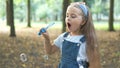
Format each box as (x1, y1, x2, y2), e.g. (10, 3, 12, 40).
(54, 32, 88, 63)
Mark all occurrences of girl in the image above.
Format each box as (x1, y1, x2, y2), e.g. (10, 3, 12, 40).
(41, 2, 101, 68)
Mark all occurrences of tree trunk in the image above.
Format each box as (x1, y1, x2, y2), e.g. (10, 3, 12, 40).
(27, 0, 31, 27)
(6, 0, 10, 26)
(62, 0, 70, 32)
(8, 0, 16, 37)
(109, 0, 114, 31)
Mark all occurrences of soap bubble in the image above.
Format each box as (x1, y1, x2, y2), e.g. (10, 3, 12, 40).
(43, 55, 49, 60)
(20, 53, 27, 62)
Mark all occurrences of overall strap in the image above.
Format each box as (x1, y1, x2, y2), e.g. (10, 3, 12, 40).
(63, 32, 69, 37)
(79, 36, 86, 43)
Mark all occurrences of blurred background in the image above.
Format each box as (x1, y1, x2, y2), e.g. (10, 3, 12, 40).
(0, 0, 120, 68)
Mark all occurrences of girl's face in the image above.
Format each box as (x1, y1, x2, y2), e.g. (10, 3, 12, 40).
(65, 5, 84, 35)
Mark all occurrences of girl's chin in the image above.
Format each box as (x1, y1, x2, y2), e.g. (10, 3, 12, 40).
(67, 28, 72, 32)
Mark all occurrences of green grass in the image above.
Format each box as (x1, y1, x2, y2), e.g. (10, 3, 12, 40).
(1, 20, 120, 30)
(94, 21, 120, 30)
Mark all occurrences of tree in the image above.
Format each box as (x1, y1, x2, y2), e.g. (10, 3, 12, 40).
(6, 0, 16, 37)
(6, 0, 10, 26)
(27, 0, 31, 27)
(62, 0, 70, 32)
(109, 0, 114, 31)
(83, 0, 95, 8)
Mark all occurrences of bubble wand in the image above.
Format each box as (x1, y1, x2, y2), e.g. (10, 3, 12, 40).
(38, 23, 55, 35)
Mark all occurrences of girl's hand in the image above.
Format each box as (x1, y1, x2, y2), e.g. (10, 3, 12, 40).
(42, 31, 50, 40)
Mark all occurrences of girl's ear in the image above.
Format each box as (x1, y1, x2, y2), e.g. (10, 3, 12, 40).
(81, 20, 86, 26)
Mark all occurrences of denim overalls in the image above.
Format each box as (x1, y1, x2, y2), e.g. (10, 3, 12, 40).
(59, 32, 89, 68)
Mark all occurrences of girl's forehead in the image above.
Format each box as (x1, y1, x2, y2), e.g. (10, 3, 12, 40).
(67, 6, 83, 15)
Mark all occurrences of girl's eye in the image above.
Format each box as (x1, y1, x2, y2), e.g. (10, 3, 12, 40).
(71, 15, 76, 18)
(66, 14, 76, 18)
(66, 15, 69, 17)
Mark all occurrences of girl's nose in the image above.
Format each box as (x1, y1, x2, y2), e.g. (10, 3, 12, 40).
(67, 17, 70, 21)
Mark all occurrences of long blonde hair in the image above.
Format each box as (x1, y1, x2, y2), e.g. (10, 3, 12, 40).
(69, 2, 101, 68)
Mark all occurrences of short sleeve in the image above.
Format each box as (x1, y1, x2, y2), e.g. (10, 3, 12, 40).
(53, 33, 65, 49)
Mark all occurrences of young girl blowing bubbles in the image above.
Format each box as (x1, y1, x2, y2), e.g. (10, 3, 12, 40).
(41, 2, 101, 68)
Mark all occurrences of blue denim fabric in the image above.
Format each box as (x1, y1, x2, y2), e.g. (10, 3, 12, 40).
(58, 32, 86, 68)
(59, 40, 80, 68)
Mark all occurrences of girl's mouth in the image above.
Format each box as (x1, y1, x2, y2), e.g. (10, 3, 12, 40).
(67, 23, 71, 29)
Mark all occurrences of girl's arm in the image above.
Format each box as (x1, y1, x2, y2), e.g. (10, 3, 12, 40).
(42, 31, 59, 55)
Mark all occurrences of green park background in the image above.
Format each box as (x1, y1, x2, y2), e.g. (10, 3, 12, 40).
(0, 0, 120, 68)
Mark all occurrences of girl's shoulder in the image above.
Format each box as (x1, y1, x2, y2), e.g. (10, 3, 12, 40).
(58, 32, 69, 38)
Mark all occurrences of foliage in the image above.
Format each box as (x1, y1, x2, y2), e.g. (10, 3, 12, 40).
(114, 0, 120, 16)
(72, 0, 82, 2)
(71, 0, 95, 8)
(0, 0, 120, 22)
(0, 0, 6, 18)
(85, 0, 95, 8)
(31, 0, 63, 22)
(101, 0, 109, 16)
(92, 0, 109, 16)
(14, 0, 26, 22)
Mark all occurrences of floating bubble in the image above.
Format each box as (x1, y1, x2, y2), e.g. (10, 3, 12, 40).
(20, 53, 27, 62)
(43, 55, 49, 60)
